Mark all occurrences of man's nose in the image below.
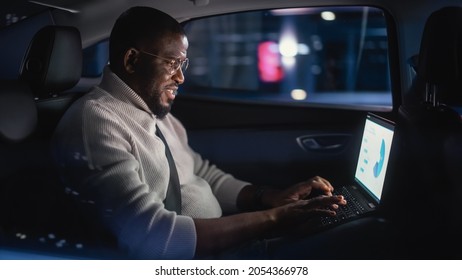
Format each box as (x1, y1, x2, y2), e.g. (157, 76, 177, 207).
(172, 68, 185, 84)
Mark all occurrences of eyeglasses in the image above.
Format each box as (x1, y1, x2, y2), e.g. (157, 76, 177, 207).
(139, 50, 189, 74)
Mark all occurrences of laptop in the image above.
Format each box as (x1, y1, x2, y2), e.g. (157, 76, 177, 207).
(319, 113, 395, 228)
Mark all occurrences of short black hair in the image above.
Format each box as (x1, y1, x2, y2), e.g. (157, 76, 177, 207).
(109, 6, 185, 67)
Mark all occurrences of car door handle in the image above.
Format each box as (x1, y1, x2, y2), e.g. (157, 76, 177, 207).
(296, 134, 350, 152)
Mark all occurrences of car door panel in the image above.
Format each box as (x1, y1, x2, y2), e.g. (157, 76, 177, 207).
(171, 96, 367, 187)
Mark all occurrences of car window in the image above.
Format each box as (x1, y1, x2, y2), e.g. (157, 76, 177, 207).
(0, 0, 46, 28)
(182, 6, 392, 111)
(0, 13, 53, 80)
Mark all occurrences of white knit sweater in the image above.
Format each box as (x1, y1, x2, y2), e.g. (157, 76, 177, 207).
(52, 67, 249, 259)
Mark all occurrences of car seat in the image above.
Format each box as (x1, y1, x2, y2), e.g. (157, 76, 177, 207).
(392, 6, 462, 259)
(0, 78, 37, 240)
(0, 25, 90, 255)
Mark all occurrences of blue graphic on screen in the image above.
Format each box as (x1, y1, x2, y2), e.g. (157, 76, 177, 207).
(373, 139, 386, 178)
(354, 117, 394, 200)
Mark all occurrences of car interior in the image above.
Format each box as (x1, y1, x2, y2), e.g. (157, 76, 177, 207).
(0, 0, 461, 259)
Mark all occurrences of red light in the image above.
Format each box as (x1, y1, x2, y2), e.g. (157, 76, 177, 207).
(258, 41, 284, 82)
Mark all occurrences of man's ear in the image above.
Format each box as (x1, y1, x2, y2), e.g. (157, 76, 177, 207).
(123, 48, 139, 73)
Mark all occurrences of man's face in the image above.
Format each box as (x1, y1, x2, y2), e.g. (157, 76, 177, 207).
(133, 33, 188, 119)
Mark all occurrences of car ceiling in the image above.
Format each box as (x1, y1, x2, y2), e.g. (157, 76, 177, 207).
(22, 0, 457, 47)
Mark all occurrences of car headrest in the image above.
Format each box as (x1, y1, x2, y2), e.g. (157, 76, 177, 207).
(0, 81, 37, 142)
(416, 6, 462, 106)
(20, 25, 82, 99)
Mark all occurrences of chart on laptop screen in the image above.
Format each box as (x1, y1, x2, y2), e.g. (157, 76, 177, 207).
(354, 116, 394, 200)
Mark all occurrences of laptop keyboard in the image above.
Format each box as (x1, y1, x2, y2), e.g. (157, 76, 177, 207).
(320, 185, 372, 226)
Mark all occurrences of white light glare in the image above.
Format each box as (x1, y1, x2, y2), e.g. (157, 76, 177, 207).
(321, 11, 336, 21)
(291, 89, 307, 100)
(279, 36, 298, 57)
(298, 44, 310, 55)
(282, 56, 296, 68)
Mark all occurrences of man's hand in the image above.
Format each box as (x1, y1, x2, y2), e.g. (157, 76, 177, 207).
(264, 193, 347, 237)
(198, 178, 346, 257)
(263, 176, 335, 208)
(272, 194, 346, 219)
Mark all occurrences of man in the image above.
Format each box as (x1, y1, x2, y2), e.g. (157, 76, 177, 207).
(52, 6, 346, 259)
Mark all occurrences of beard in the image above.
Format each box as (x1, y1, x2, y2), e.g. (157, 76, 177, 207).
(145, 90, 173, 119)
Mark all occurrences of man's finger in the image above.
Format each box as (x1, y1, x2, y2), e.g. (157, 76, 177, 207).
(310, 177, 334, 195)
(306, 195, 346, 208)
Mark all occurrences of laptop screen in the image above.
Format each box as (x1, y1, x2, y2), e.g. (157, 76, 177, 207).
(354, 114, 395, 201)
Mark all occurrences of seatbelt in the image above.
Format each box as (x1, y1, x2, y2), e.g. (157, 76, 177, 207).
(156, 125, 182, 215)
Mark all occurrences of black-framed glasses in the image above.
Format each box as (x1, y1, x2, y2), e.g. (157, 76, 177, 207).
(139, 50, 189, 74)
